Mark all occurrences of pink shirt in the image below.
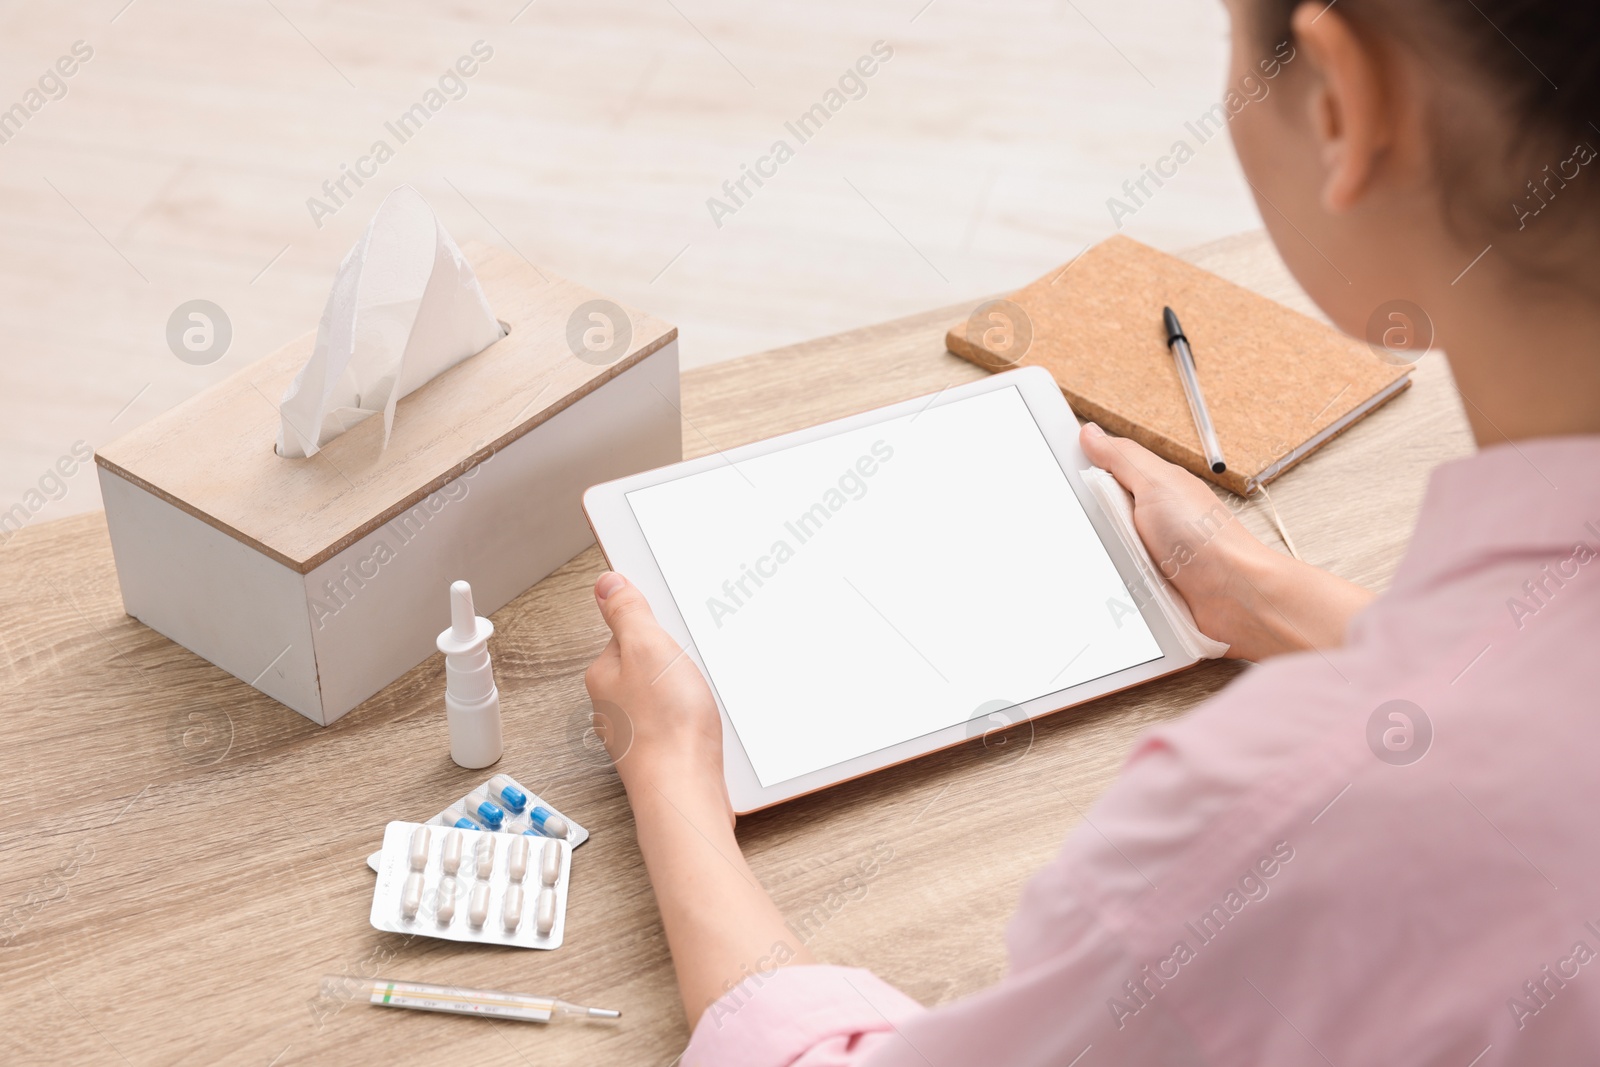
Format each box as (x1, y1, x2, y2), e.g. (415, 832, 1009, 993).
(685, 438, 1600, 1065)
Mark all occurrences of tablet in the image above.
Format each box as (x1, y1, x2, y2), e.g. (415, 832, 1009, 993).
(582, 366, 1198, 812)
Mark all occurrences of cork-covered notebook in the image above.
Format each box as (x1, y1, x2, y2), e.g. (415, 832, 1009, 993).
(945, 235, 1411, 496)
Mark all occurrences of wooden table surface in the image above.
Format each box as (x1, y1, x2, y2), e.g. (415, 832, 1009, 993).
(0, 231, 1474, 1066)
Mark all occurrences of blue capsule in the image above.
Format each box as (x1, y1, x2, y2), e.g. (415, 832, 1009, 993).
(487, 775, 528, 814)
(461, 790, 505, 830)
(526, 805, 570, 840)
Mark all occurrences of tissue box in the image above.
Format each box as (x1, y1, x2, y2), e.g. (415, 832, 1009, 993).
(94, 243, 681, 725)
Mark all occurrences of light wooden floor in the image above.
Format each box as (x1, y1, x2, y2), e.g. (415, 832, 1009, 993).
(0, 0, 1255, 524)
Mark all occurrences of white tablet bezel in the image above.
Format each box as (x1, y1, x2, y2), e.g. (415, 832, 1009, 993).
(581, 366, 1198, 813)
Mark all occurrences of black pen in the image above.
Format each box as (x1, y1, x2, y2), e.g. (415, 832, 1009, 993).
(1162, 306, 1226, 474)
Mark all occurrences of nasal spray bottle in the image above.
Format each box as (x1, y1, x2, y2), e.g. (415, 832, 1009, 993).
(437, 580, 503, 769)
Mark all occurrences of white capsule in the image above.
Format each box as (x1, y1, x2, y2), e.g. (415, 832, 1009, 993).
(475, 835, 496, 880)
(407, 825, 431, 871)
(400, 872, 424, 920)
(441, 829, 463, 875)
(436, 876, 458, 924)
(535, 887, 557, 936)
(502, 883, 524, 930)
(540, 839, 561, 887)
(469, 882, 491, 927)
(508, 836, 530, 882)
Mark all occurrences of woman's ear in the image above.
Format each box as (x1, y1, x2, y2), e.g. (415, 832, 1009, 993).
(1290, 1, 1396, 213)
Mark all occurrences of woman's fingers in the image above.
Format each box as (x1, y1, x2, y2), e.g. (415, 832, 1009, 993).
(1079, 422, 1166, 497)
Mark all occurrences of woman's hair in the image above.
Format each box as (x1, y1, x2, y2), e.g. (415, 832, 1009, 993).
(1260, 1, 1599, 148)
(1260, 0, 1600, 256)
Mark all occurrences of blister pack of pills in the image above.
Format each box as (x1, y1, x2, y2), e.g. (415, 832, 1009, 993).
(370, 821, 571, 950)
(366, 773, 588, 872)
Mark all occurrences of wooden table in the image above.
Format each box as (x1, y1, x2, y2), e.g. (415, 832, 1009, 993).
(0, 232, 1474, 1066)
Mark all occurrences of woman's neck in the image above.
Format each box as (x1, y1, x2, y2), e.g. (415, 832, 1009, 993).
(1428, 262, 1600, 445)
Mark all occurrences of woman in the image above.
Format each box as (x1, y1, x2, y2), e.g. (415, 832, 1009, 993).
(584, 0, 1600, 1061)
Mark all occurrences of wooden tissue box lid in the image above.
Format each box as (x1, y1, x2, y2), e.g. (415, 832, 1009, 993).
(95, 242, 676, 574)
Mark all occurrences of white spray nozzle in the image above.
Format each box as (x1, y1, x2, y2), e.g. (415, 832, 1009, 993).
(450, 580, 477, 642)
(436, 579, 493, 657)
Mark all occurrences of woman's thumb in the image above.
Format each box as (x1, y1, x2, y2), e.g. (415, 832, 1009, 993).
(594, 572, 658, 641)
(1080, 422, 1156, 497)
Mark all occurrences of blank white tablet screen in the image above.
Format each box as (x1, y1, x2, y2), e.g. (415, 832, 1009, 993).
(625, 386, 1161, 787)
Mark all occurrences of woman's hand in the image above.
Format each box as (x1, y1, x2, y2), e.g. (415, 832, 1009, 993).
(1079, 422, 1374, 660)
(583, 572, 812, 1026)
(583, 571, 729, 817)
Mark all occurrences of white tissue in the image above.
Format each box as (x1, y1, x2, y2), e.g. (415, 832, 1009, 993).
(1081, 466, 1231, 661)
(276, 185, 505, 458)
